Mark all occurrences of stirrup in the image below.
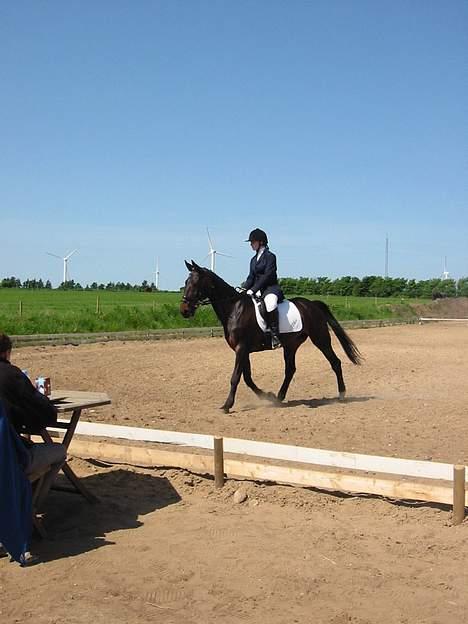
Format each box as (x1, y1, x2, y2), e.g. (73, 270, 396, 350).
(271, 334, 282, 350)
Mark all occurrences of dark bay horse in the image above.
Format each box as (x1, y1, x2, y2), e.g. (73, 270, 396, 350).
(180, 261, 362, 413)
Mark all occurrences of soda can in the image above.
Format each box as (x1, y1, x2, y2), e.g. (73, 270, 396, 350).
(35, 377, 46, 395)
(35, 377, 51, 396)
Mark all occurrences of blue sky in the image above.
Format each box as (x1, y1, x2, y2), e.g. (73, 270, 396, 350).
(1, 1, 466, 288)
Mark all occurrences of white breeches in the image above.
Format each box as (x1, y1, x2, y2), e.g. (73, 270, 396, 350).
(264, 293, 278, 312)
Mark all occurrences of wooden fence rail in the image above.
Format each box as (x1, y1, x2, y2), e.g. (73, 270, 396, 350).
(12, 318, 417, 348)
(52, 422, 467, 525)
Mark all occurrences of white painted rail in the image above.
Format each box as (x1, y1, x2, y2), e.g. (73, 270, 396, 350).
(419, 317, 468, 322)
(53, 420, 457, 482)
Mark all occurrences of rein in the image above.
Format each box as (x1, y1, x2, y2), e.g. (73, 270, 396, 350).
(181, 291, 242, 309)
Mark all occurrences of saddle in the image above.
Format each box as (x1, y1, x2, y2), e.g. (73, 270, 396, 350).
(251, 297, 303, 334)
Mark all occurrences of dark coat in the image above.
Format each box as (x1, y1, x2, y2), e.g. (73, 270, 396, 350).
(0, 403, 32, 564)
(244, 247, 284, 301)
(0, 357, 58, 435)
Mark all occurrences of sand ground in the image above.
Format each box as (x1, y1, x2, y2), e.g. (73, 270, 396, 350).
(1, 323, 467, 623)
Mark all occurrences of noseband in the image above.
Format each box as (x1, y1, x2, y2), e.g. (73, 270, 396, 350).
(181, 295, 211, 308)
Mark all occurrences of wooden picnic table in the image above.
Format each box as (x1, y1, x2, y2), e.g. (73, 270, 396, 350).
(39, 390, 111, 505)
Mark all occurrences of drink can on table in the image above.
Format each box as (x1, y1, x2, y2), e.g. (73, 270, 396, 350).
(35, 377, 51, 396)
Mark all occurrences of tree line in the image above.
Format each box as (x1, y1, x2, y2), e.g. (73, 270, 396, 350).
(2, 275, 468, 299)
(0, 277, 160, 292)
(1, 277, 53, 289)
(278, 276, 468, 299)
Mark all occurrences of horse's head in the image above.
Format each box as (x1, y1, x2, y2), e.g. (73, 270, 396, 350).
(180, 260, 215, 318)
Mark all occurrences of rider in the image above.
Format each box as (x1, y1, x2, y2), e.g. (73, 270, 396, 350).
(244, 228, 284, 349)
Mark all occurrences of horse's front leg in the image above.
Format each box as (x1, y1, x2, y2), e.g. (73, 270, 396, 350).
(221, 345, 247, 414)
(277, 345, 298, 402)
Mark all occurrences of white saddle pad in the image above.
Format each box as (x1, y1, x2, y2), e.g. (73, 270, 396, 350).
(253, 298, 303, 334)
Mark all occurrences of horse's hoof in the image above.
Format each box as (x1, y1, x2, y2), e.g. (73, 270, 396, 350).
(339, 392, 346, 402)
(276, 394, 285, 403)
(220, 405, 231, 414)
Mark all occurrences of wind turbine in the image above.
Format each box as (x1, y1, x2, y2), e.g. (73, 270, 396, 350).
(155, 257, 160, 290)
(442, 256, 450, 280)
(46, 249, 78, 284)
(385, 234, 389, 278)
(206, 228, 232, 272)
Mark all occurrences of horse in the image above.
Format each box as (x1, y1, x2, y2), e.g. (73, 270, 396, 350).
(180, 261, 362, 413)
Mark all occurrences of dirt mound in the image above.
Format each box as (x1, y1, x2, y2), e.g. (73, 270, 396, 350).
(411, 296, 468, 319)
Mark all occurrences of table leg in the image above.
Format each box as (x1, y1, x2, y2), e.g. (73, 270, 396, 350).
(62, 409, 83, 449)
(31, 476, 47, 538)
(61, 462, 98, 503)
(40, 410, 99, 504)
(32, 515, 47, 539)
(34, 461, 66, 509)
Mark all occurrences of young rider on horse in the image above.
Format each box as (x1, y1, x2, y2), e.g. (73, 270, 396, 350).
(244, 228, 284, 349)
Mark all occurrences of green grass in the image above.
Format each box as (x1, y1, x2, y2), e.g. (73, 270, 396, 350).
(0, 288, 180, 311)
(297, 294, 420, 321)
(0, 289, 422, 335)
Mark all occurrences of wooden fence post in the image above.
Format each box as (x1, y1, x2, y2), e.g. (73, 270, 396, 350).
(19, 300, 23, 317)
(453, 465, 466, 525)
(96, 296, 100, 315)
(214, 436, 224, 488)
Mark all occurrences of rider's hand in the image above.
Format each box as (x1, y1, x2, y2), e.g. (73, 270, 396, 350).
(246, 289, 254, 296)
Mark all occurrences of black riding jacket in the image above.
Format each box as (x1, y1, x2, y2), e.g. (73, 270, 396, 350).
(244, 247, 284, 300)
(0, 357, 58, 435)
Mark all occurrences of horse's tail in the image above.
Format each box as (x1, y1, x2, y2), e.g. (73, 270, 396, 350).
(312, 300, 363, 365)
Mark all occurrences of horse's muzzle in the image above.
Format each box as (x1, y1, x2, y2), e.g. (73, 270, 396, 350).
(180, 302, 195, 318)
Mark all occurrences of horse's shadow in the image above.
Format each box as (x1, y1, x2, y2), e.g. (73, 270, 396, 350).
(236, 394, 376, 413)
(277, 395, 376, 409)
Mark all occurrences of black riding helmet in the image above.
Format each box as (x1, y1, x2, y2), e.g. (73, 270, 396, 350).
(245, 228, 268, 245)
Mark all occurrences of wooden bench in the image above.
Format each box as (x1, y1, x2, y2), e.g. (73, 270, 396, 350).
(28, 464, 53, 538)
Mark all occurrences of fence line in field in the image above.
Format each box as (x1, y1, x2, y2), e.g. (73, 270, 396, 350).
(11, 318, 418, 347)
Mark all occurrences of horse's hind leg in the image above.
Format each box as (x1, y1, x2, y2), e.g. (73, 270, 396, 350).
(243, 355, 266, 398)
(277, 345, 298, 402)
(310, 330, 346, 399)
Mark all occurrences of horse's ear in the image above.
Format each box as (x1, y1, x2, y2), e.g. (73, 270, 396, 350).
(185, 260, 193, 272)
(191, 260, 202, 272)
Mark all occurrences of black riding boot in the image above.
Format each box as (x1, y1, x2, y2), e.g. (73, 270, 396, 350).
(266, 308, 282, 349)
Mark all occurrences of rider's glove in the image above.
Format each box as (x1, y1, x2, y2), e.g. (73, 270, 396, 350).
(246, 289, 254, 296)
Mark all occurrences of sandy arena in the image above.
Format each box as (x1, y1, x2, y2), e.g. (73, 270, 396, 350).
(2, 323, 467, 623)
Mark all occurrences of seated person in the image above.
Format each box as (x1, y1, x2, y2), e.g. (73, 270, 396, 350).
(0, 333, 66, 475)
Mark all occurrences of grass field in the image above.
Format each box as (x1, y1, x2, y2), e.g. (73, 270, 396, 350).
(0, 289, 422, 335)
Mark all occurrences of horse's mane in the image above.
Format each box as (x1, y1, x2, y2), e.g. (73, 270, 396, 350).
(202, 267, 241, 299)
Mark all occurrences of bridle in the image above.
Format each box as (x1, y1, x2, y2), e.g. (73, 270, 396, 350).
(181, 274, 242, 310)
(181, 294, 211, 309)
